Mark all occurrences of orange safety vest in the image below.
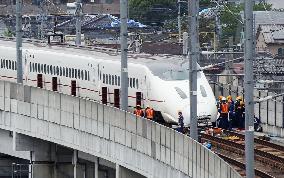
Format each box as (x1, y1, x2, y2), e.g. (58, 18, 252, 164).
(134, 109, 143, 117)
(145, 108, 154, 119)
(221, 103, 229, 113)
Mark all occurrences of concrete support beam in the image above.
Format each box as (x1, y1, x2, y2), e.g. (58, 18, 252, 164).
(116, 164, 146, 178)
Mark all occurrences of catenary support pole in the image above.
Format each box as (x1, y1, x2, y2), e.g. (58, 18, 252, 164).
(189, 0, 199, 141)
(75, 0, 82, 46)
(16, 0, 23, 84)
(244, 0, 255, 178)
(120, 0, 128, 111)
(178, 0, 181, 43)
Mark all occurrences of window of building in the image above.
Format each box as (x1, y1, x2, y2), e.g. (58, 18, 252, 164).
(115, 75, 117, 85)
(133, 78, 136, 88)
(41, 64, 43, 73)
(85, 70, 87, 80)
(47, 65, 50, 74)
(118, 76, 120, 86)
(88, 71, 90, 81)
(106, 74, 108, 84)
(81, 70, 84, 80)
(103, 74, 105, 83)
(99, 71, 101, 80)
(109, 74, 111, 85)
(112, 75, 114, 85)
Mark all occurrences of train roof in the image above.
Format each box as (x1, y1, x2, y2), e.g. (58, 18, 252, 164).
(0, 38, 187, 69)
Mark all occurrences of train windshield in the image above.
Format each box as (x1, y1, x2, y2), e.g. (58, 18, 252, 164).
(161, 70, 189, 81)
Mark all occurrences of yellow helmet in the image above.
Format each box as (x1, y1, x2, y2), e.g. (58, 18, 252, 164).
(236, 96, 243, 101)
(218, 96, 223, 100)
(227, 95, 232, 101)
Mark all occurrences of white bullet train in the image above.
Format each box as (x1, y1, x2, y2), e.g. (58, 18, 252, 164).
(0, 39, 217, 125)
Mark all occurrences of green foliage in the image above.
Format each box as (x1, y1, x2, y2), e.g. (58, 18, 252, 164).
(221, 2, 272, 42)
(3, 28, 13, 37)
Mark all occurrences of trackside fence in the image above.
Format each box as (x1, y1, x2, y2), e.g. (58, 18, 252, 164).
(210, 82, 284, 137)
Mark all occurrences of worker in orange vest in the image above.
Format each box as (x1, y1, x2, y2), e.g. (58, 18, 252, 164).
(145, 106, 154, 120)
(134, 105, 144, 117)
(218, 97, 229, 129)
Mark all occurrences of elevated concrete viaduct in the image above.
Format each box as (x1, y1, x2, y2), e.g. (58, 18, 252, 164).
(0, 80, 242, 178)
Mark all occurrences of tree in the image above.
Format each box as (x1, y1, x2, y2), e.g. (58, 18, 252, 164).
(220, 2, 272, 46)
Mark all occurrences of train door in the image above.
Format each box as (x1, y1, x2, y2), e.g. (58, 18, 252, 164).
(23, 50, 32, 85)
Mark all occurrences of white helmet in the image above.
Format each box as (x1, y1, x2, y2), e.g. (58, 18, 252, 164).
(222, 97, 226, 101)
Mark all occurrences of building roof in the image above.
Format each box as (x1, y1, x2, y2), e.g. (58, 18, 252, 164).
(257, 24, 284, 44)
(241, 11, 284, 28)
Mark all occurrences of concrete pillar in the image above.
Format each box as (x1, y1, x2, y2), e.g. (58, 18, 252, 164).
(73, 150, 78, 178)
(95, 160, 98, 178)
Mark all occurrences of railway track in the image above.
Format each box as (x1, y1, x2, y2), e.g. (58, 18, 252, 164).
(200, 131, 284, 178)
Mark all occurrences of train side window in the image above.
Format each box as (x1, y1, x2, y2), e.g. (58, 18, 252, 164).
(47, 65, 50, 74)
(59, 67, 62, 76)
(115, 75, 117, 85)
(8, 60, 11, 69)
(118, 76, 120, 86)
(78, 69, 81, 79)
(2, 60, 5, 68)
(62, 67, 65, 77)
(74, 69, 77, 78)
(43, 64, 46, 74)
(136, 79, 139, 89)
(81, 70, 84, 80)
(5, 60, 8, 69)
(71, 68, 74, 78)
(108, 74, 111, 85)
(112, 75, 114, 85)
(35, 63, 38, 72)
(84, 71, 87, 80)
(103, 74, 105, 83)
(130, 78, 133, 88)
(55, 66, 58, 76)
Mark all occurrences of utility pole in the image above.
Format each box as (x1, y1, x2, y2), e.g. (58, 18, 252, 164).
(244, 0, 255, 178)
(75, 0, 82, 46)
(189, 0, 199, 141)
(16, 0, 23, 84)
(178, 0, 181, 43)
(120, 0, 128, 111)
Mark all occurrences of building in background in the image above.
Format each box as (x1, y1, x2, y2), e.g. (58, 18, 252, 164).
(0, 0, 120, 15)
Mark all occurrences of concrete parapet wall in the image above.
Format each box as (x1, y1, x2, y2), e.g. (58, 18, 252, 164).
(0, 80, 242, 178)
